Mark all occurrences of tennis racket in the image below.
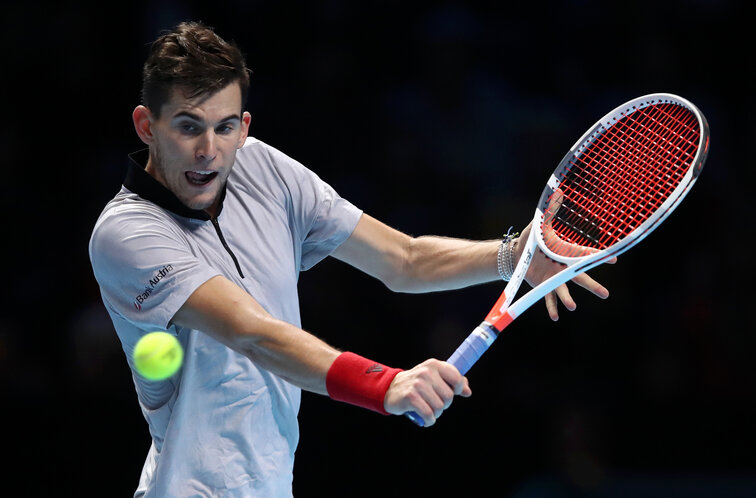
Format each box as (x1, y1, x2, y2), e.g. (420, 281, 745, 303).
(406, 93, 709, 426)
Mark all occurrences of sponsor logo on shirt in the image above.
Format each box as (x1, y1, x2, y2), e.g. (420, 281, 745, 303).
(134, 264, 174, 310)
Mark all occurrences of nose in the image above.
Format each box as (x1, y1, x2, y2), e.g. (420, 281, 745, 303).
(196, 130, 218, 162)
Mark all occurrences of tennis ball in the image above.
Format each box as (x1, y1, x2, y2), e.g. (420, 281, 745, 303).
(133, 332, 184, 381)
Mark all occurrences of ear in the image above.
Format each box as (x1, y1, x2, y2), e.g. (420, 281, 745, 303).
(132, 105, 156, 145)
(237, 111, 252, 148)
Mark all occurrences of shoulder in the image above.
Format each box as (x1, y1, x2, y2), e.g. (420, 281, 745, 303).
(236, 136, 288, 162)
(230, 137, 326, 207)
(89, 190, 188, 266)
(234, 136, 315, 181)
(92, 190, 179, 239)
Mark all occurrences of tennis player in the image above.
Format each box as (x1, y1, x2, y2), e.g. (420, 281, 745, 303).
(88, 21, 611, 497)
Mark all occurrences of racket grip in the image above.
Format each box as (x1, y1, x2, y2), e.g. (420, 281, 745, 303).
(405, 322, 499, 427)
(446, 322, 498, 375)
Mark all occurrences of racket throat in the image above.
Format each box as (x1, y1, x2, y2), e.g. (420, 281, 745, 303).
(484, 292, 517, 332)
(488, 311, 515, 332)
(474, 321, 501, 346)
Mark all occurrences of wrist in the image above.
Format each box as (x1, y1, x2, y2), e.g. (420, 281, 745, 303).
(326, 352, 402, 415)
(512, 235, 523, 263)
(497, 227, 520, 281)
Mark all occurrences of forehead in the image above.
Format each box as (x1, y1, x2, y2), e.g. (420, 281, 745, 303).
(161, 83, 243, 120)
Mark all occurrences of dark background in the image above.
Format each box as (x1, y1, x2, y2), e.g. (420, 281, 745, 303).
(3, 1, 754, 496)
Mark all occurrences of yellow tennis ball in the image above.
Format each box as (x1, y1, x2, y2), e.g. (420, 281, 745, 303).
(133, 332, 184, 381)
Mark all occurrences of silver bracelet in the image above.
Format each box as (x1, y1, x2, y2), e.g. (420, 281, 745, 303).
(497, 227, 519, 281)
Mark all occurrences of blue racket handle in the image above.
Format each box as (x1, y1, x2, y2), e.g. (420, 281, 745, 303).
(405, 323, 499, 426)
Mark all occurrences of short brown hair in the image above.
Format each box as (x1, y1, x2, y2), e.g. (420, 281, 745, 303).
(141, 22, 251, 117)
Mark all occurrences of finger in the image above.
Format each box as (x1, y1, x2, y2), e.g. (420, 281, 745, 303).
(459, 376, 472, 397)
(424, 388, 448, 419)
(405, 391, 437, 427)
(572, 272, 610, 299)
(437, 362, 471, 398)
(411, 369, 450, 417)
(416, 402, 437, 427)
(545, 291, 560, 321)
(555, 283, 576, 311)
(427, 376, 455, 411)
(543, 189, 565, 226)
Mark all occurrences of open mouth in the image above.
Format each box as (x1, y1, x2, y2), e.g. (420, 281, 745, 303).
(185, 170, 218, 186)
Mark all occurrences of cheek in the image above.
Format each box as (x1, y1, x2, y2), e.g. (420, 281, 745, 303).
(156, 136, 193, 166)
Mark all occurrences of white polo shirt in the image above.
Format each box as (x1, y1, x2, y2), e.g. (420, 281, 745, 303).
(89, 137, 362, 497)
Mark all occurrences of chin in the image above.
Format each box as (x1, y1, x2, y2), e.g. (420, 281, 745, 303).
(175, 176, 226, 213)
(179, 191, 215, 211)
(186, 198, 215, 212)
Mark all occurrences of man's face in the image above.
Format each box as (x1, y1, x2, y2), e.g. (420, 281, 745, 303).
(143, 83, 250, 216)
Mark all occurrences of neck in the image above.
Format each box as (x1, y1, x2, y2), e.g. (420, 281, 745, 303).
(205, 203, 220, 219)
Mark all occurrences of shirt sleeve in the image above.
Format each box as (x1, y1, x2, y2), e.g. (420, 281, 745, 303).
(259, 142, 363, 271)
(299, 178, 363, 271)
(89, 206, 221, 331)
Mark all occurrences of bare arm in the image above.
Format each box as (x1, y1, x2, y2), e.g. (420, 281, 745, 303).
(171, 274, 469, 425)
(332, 214, 612, 319)
(331, 214, 500, 293)
(172, 275, 338, 394)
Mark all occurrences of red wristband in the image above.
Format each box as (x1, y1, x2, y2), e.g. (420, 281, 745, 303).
(326, 352, 402, 415)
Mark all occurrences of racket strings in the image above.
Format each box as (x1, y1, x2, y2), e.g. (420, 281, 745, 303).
(560, 110, 696, 246)
(577, 105, 697, 238)
(545, 102, 700, 256)
(557, 104, 699, 245)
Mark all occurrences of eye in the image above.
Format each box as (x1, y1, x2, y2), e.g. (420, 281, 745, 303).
(216, 123, 235, 134)
(177, 122, 201, 135)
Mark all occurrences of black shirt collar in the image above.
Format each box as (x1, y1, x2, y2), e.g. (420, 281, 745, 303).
(124, 149, 226, 221)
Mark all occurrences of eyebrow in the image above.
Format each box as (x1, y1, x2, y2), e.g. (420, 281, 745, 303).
(172, 111, 241, 124)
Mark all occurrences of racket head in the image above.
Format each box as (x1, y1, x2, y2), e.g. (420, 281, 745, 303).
(534, 93, 709, 265)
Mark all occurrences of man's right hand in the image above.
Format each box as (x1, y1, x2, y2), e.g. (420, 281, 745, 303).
(383, 359, 471, 427)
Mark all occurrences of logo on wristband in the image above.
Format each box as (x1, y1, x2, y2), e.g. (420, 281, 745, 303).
(366, 364, 383, 374)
